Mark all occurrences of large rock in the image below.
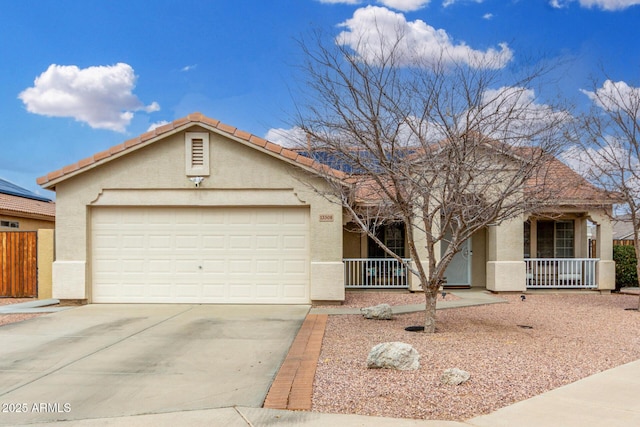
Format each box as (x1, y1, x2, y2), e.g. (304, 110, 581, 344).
(441, 368, 470, 385)
(367, 342, 420, 371)
(361, 303, 393, 320)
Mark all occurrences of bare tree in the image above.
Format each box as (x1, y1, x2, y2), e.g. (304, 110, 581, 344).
(574, 77, 640, 306)
(293, 28, 572, 332)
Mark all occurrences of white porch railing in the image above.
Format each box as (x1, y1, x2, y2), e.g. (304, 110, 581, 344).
(344, 258, 411, 289)
(525, 258, 599, 289)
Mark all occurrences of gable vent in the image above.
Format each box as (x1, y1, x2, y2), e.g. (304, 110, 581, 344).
(191, 138, 204, 167)
(185, 132, 210, 176)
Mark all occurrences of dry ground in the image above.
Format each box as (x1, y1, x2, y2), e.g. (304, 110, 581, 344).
(312, 292, 640, 421)
(0, 298, 45, 327)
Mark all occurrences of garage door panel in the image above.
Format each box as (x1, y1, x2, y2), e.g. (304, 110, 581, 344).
(92, 207, 310, 304)
(256, 235, 279, 249)
(283, 235, 307, 250)
(256, 260, 279, 274)
(283, 284, 307, 298)
(203, 235, 225, 248)
(257, 284, 279, 298)
(229, 236, 252, 249)
(230, 211, 252, 224)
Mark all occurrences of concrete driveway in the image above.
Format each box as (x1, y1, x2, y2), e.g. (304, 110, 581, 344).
(0, 304, 308, 425)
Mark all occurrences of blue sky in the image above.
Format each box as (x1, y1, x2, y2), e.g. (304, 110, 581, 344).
(2, 0, 640, 198)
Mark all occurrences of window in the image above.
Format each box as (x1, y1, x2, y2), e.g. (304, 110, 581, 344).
(0, 220, 19, 228)
(536, 220, 574, 258)
(555, 221, 575, 258)
(185, 132, 210, 176)
(368, 223, 405, 258)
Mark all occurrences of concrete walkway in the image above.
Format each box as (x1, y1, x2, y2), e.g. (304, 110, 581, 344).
(0, 298, 72, 313)
(310, 288, 507, 315)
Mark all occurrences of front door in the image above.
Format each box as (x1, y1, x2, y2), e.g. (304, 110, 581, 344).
(441, 233, 472, 288)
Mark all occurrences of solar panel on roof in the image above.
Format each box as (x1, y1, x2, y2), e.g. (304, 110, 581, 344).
(0, 178, 52, 202)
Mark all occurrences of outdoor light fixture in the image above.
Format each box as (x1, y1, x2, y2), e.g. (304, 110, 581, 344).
(189, 176, 204, 187)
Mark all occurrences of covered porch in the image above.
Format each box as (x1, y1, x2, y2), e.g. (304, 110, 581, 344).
(522, 210, 613, 290)
(342, 207, 615, 292)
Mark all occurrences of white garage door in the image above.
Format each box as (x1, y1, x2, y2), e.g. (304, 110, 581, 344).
(91, 207, 310, 304)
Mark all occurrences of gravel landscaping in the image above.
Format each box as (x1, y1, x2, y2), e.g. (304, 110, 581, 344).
(312, 292, 640, 421)
(0, 298, 45, 327)
(340, 289, 458, 308)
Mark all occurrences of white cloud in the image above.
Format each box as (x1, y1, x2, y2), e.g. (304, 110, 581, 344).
(181, 64, 197, 72)
(443, 0, 483, 7)
(580, 80, 640, 113)
(560, 144, 599, 177)
(550, 0, 640, 10)
(265, 127, 308, 148)
(476, 86, 571, 141)
(336, 6, 513, 69)
(378, 0, 430, 11)
(147, 120, 170, 132)
(18, 63, 159, 132)
(483, 12, 494, 19)
(562, 140, 640, 195)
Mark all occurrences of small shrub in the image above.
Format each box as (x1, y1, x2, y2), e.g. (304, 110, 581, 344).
(614, 244, 639, 290)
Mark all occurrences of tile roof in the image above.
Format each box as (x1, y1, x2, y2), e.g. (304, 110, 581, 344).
(0, 192, 55, 220)
(527, 154, 621, 205)
(36, 112, 615, 207)
(37, 112, 343, 189)
(345, 150, 618, 207)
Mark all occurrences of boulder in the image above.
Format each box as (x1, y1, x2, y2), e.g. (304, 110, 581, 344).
(441, 368, 470, 385)
(367, 342, 420, 371)
(361, 303, 393, 320)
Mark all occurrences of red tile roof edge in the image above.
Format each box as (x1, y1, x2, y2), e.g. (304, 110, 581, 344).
(0, 193, 55, 219)
(37, 112, 337, 188)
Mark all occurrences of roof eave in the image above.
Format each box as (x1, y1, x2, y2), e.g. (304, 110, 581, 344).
(37, 113, 345, 190)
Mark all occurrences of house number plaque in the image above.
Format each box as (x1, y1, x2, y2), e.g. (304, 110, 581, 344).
(319, 214, 334, 222)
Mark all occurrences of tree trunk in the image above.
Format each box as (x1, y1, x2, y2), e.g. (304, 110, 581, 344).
(423, 285, 438, 333)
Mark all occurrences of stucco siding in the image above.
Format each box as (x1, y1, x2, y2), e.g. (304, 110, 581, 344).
(52, 125, 344, 302)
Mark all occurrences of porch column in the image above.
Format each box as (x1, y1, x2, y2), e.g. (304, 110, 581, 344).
(408, 216, 433, 292)
(590, 209, 615, 290)
(486, 215, 526, 292)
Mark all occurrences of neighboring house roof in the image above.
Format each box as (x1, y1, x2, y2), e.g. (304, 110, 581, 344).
(37, 113, 343, 190)
(0, 177, 51, 202)
(613, 215, 637, 240)
(0, 179, 55, 220)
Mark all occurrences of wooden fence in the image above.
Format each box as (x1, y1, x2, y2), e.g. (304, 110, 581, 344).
(614, 239, 635, 247)
(0, 231, 37, 297)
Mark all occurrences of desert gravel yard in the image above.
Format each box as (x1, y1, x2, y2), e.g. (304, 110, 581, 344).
(312, 292, 640, 421)
(0, 298, 43, 327)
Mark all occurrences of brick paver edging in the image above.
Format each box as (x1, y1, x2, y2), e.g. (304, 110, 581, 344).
(263, 313, 328, 411)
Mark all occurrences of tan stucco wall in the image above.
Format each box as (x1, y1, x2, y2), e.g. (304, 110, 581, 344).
(486, 216, 526, 292)
(589, 208, 615, 290)
(0, 214, 54, 231)
(51, 125, 344, 303)
(343, 227, 364, 258)
(37, 229, 54, 299)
